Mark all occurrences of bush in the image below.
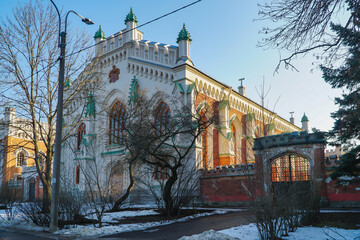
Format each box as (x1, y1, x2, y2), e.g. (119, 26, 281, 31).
(17, 202, 50, 227)
(17, 191, 86, 228)
(253, 181, 320, 240)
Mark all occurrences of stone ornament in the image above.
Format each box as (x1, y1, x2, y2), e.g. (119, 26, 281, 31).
(109, 65, 120, 83)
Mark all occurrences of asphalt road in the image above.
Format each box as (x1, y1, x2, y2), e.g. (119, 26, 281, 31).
(0, 230, 54, 240)
(101, 209, 254, 240)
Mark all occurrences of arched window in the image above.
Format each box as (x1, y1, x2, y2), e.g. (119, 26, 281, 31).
(200, 112, 207, 168)
(77, 122, 86, 150)
(231, 123, 237, 162)
(271, 154, 310, 182)
(16, 152, 25, 167)
(154, 101, 171, 135)
(75, 164, 80, 185)
(109, 101, 126, 144)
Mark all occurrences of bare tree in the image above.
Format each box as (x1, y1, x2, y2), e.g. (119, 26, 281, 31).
(120, 91, 214, 216)
(258, 0, 353, 70)
(0, 0, 96, 211)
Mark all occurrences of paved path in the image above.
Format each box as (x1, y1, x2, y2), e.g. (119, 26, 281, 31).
(101, 209, 254, 240)
(0, 229, 55, 240)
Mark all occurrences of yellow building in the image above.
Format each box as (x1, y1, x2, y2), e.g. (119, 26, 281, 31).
(0, 107, 46, 201)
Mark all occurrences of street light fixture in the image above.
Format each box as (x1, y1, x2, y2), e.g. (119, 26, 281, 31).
(49, 0, 94, 232)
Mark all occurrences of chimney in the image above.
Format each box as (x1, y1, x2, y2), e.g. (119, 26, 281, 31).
(289, 112, 294, 125)
(238, 78, 246, 96)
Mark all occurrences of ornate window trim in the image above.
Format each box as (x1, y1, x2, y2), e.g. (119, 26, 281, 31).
(77, 122, 86, 150)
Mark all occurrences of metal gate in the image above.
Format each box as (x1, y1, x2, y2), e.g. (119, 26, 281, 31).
(271, 154, 311, 199)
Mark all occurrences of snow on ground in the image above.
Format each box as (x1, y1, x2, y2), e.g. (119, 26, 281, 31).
(179, 229, 239, 240)
(0, 207, 228, 238)
(56, 209, 227, 237)
(181, 223, 360, 240)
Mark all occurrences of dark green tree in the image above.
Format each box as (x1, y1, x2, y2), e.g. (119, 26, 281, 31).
(320, 0, 360, 183)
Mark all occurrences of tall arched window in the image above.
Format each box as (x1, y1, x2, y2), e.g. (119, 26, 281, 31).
(77, 122, 86, 150)
(109, 101, 126, 144)
(200, 112, 207, 168)
(231, 123, 237, 162)
(154, 101, 171, 135)
(75, 164, 80, 185)
(16, 152, 25, 167)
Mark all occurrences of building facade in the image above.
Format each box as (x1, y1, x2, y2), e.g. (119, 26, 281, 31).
(61, 9, 303, 203)
(0, 107, 46, 201)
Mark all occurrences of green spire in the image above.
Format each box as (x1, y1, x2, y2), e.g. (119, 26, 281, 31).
(301, 113, 309, 122)
(124, 8, 138, 24)
(85, 92, 96, 118)
(177, 23, 192, 43)
(128, 75, 139, 104)
(94, 25, 105, 40)
(64, 77, 72, 87)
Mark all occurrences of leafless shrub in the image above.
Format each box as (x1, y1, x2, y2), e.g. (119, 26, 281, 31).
(0, 188, 18, 220)
(17, 192, 87, 228)
(18, 202, 50, 227)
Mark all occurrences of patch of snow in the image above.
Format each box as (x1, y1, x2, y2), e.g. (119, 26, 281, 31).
(97, 209, 158, 223)
(284, 226, 360, 240)
(220, 223, 258, 240)
(325, 177, 332, 183)
(185, 224, 360, 240)
(179, 229, 239, 240)
(320, 209, 360, 213)
(339, 175, 354, 180)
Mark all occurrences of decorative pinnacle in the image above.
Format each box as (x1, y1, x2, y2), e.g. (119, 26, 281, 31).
(125, 7, 138, 24)
(301, 113, 309, 122)
(94, 25, 105, 40)
(177, 23, 192, 43)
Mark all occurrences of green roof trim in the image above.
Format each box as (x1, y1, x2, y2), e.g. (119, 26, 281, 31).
(94, 25, 106, 40)
(186, 83, 195, 94)
(301, 113, 309, 122)
(246, 113, 255, 122)
(267, 123, 275, 132)
(125, 8, 138, 24)
(177, 23, 192, 43)
(176, 82, 185, 94)
(102, 150, 125, 156)
(218, 100, 229, 110)
(128, 75, 140, 104)
(85, 92, 96, 118)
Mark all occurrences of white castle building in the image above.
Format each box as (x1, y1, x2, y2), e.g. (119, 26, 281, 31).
(61, 9, 302, 203)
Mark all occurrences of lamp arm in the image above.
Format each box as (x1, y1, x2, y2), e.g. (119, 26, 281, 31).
(65, 10, 87, 34)
(49, 0, 62, 47)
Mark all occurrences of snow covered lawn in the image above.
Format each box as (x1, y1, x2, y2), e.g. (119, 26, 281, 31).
(0, 206, 228, 238)
(180, 223, 360, 240)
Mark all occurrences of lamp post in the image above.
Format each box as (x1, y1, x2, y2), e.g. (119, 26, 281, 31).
(49, 0, 94, 232)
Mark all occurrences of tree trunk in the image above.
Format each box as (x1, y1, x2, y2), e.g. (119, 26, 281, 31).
(111, 163, 135, 211)
(163, 168, 178, 217)
(42, 180, 51, 213)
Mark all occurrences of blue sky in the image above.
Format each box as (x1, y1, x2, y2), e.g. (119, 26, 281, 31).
(0, 0, 343, 132)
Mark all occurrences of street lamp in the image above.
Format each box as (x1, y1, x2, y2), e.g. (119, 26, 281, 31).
(49, 0, 94, 232)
